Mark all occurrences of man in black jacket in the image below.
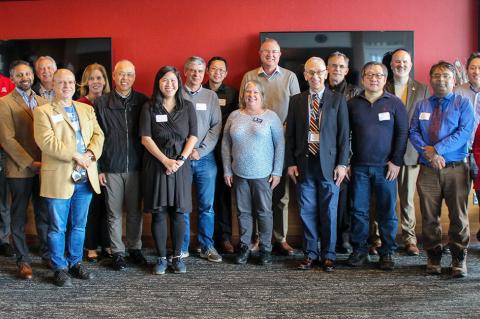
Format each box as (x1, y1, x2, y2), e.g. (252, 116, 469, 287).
(94, 60, 148, 271)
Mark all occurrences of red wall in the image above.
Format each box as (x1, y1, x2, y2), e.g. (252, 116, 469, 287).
(0, 0, 477, 95)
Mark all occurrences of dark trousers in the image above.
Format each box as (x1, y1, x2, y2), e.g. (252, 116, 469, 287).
(84, 190, 110, 251)
(336, 180, 350, 246)
(152, 208, 185, 257)
(0, 164, 10, 245)
(8, 176, 49, 263)
(214, 152, 232, 243)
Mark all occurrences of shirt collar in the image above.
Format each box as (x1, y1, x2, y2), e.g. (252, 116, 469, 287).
(185, 85, 202, 95)
(309, 88, 325, 101)
(431, 92, 454, 104)
(258, 66, 281, 78)
(15, 87, 34, 98)
(469, 82, 480, 94)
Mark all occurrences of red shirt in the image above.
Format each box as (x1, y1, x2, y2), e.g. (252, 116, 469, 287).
(0, 74, 14, 97)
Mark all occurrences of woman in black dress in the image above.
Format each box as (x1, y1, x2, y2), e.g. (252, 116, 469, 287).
(140, 66, 197, 274)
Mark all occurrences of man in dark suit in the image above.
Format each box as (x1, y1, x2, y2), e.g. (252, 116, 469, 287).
(286, 57, 349, 272)
(385, 48, 430, 256)
(0, 60, 50, 279)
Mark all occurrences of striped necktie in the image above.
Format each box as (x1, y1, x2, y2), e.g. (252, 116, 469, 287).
(308, 94, 320, 155)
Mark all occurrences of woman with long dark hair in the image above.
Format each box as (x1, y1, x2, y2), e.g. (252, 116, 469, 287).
(139, 66, 197, 274)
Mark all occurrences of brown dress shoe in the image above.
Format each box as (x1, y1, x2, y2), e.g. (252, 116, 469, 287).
(17, 263, 33, 280)
(323, 259, 335, 273)
(298, 257, 316, 270)
(222, 241, 234, 254)
(279, 241, 295, 256)
(405, 243, 420, 256)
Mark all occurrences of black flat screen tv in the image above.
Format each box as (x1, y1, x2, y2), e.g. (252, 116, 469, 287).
(0, 37, 112, 87)
(260, 31, 414, 91)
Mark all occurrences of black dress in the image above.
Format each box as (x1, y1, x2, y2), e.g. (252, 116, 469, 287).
(139, 100, 197, 213)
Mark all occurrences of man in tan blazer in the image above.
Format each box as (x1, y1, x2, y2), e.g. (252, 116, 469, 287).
(33, 69, 104, 287)
(0, 60, 50, 280)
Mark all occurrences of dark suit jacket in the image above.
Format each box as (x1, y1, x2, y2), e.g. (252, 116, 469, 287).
(385, 78, 430, 165)
(285, 88, 349, 182)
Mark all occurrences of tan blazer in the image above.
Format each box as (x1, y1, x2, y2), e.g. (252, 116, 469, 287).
(33, 100, 104, 199)
(0, 89, 47, 178)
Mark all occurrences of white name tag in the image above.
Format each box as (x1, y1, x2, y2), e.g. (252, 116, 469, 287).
(219, 99, 226, 107)
(378, 112, 390, 121)
(419, 112, 431, 120)
(196, 103, 207, 111)
(156, 114, 168, 123)
(51, 114, 64, 123)
(308, 132, 320, 143)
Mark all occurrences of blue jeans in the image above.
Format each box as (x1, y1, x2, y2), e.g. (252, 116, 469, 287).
(350, 165, 398, 256)
(45, 182, 93, 271)
(183, 152, 217, 252)
(297, 157, 339, 261)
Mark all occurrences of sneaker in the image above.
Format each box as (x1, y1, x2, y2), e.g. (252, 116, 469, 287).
(236, 244, 250, 265)
(112, 253, 127, 271)
(69, 263, 95, 280)
(54, 269, 73, 287)
(347, 251, 370, 267)
(451, 250, 467, 278)
(259, 250, 272, 265)
(153, 257, 168, 275)
(379, 254, 395, 271)
(128, 249, 147, 266)
(0, 243, 14, 257)
(200, 247, 222, 263)
(181, 251, 189, 258)
(172, 257, 186, 273)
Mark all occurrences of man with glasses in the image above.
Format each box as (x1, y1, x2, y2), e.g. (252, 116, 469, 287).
(410, 61, 473, 278)
(203, 56, 238, 254)
(286, 57, 349, 272)
(239, 38, 300, 255)
(346, 62, 408, 271)
(385, 49, 430, 256)
(94, 60, 148, 271)
(326, 51, 361, 254)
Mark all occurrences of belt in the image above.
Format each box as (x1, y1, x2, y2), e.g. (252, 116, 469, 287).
(444, 161, 465, 168)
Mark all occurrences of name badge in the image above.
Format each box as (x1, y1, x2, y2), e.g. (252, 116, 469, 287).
(196, 103, 207, 111)
(219, 99, 226, 107)
(252, 117, 263, 123)
(378, 112, 390, 121)
(156, 114, 168, 122)
(419, 112, 431, 120)
(51, 114, 64, 123)
(308, 132, 320, 143)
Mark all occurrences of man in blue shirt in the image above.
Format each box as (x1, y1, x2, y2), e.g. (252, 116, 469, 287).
(347, 62, 408, 271)
(410, 61, 474, 278)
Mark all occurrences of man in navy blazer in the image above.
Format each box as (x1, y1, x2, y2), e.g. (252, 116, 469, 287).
(285, 57, 349, 272)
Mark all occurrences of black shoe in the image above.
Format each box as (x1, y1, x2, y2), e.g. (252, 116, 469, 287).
(69, 263, 95, 280)
(477, 229, 480, 242)
(54, 269, 73, 287)
(112, 254, 127, 271)
(379, 254, 395, 271)
(235, 244, 251, 264)
(259, 251, 272, 265)
(128, 249, 147, 266)
(347, 251, 370, 267)
(0, 243, 14, 257)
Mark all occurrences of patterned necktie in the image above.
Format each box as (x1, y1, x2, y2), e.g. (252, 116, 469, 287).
(308, 94, 320, 155)
(428, 99, 443, 145)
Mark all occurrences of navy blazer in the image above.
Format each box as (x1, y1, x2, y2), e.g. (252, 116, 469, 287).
(285, 88, 350, 182)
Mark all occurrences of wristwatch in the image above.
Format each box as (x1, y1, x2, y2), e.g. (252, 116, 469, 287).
(176, 155, 187, 161)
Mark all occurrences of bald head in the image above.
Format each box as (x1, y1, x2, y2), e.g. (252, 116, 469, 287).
(53, 69, 76, 101)
(113, 60, 136, 95)
(304, 57, 327, 93)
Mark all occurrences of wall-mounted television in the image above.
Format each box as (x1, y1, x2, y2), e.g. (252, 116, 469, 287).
(0, 37, 112, 87)
(260, 31, 414, 91)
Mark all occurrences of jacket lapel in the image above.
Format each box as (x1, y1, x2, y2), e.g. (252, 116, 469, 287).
(11, 90, 33, 120)
(52, 101, 75, 132)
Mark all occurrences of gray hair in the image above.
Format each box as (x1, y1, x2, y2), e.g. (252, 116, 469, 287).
(184, 56, 206, 70)
(327, 51, 350, 66)
(35, 56, 57, 71)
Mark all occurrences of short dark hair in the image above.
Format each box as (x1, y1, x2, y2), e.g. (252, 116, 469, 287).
(361, 61, 388, 78)
(9, 60, 32, 76)
(466, 52, 480, 69)
(429, 61, 456, 77)
(207, 56, 228, 70)
(327, 51, 349, 66)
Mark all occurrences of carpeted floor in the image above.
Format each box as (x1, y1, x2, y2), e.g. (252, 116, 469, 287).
(1, 244, 480, 319)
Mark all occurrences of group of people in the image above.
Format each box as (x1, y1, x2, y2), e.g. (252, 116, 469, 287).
(0, 37, 478, 287)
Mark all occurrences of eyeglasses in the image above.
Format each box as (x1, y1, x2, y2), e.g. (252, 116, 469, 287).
(306, 69, 326, 77)
(261, 50, 280, 54)
(364, 73, 385, 79)
(209, 67, 226, 75)
(431, 73, 453, 80)
(117, 72, 135, 78)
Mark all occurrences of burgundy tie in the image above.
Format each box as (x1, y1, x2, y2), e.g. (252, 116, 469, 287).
(308, 94, 320, 155)
(428, 99, 443, 145)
